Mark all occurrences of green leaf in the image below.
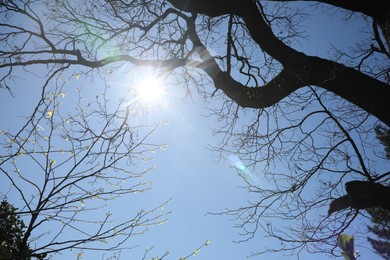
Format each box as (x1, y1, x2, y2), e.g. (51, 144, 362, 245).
(338, 234, 355, 260)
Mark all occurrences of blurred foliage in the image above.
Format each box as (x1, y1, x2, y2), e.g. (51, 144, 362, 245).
(338, 234, 356, 260)
(366, 207, 390, 259)
(366, 126, 390, 259)
(0, 199, 33, 260)
(375, 126, 390, 159)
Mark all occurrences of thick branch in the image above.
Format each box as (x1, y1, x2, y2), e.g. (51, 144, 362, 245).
(172, 0, 390, 126)
(329, 181, 390, 215)
(294, 1, 390, 23)
(169, 0, 303, 64)
(0, 54, 201, 70)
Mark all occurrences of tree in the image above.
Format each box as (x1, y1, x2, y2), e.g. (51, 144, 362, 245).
(1, 0, 389, 258)
(375, 125, 390, 159)
(365, 126, 390, 259)
(0, 199, 35, 259)
(0, 78, 170, 259)
(366, 207, 390, 259)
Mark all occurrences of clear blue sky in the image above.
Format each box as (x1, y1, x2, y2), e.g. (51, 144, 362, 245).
(0, 72, 383, 260)
(0, 2, 385, 260)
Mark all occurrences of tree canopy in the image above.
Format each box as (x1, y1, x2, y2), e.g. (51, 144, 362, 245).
(0, 199, 34, 259)
(1, 0, 389, 258)
(367, 207, 390, 259)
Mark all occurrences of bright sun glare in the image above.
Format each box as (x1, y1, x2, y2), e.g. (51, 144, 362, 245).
(136, 77, 164, 104)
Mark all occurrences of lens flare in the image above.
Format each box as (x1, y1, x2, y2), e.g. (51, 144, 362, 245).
(228, 155, 260, 184)
(136, 77, 163, 104)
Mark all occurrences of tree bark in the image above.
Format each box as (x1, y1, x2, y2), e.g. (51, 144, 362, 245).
(328, 181, 390, 215)
(169, 0, 390, 126)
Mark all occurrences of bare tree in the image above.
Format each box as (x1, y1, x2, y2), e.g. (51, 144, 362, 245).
(208, 84, 388, 255)
(1, 0, 389, 258)
(0, 67, 170, 259)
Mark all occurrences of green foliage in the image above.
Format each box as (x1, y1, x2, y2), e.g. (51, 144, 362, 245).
(0, 199, 32, 260)
(178, 239, 211, 260)
(375, 125, 390, 159)
(366, 207, 390, 259)
(366, 126, 390, 259)
(337, 234, 356, 260)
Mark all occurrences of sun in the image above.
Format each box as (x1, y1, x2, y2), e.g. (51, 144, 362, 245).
(135, 77, 164, 105)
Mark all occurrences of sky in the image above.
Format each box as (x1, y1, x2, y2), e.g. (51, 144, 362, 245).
(0, 2, 386, 260)
(0, 71, 383, 260)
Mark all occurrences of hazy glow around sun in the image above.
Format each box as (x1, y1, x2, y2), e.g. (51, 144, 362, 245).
(136, 77, 164, 104)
